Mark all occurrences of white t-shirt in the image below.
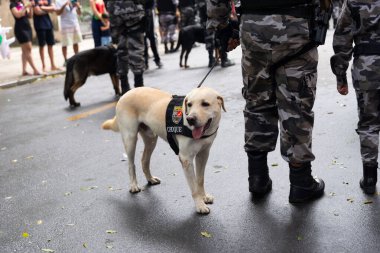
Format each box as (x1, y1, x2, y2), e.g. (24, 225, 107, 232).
(56, 0, 80, 29)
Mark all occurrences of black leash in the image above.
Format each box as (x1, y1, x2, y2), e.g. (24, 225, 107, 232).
(197, 58, 219, 88)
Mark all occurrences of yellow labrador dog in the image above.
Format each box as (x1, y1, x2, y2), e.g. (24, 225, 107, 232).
(102, 86, 225, 214)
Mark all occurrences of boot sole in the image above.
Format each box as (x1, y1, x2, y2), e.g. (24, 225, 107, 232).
(250, 179, 272, 197)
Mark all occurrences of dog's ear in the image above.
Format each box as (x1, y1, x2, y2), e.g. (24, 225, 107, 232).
(184, 98, 189, 115)
(217, 96, 226, 112)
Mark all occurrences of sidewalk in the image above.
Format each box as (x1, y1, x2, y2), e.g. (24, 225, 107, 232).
(0, 38, 94, 89)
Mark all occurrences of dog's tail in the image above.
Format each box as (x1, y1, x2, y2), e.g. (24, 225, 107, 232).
(173, 30, 182, 52)
(63, 57, 75, 100)
(102, 117, 119, 132)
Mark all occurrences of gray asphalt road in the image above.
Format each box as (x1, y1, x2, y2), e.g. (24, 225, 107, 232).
(1, 30, 379, 253)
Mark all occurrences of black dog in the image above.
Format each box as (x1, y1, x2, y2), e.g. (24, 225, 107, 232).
(173, 25, 206, 68)
(63, 45, 120, 107)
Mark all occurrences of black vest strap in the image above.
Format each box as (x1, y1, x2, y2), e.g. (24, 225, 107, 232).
(354, 43, 380, 58)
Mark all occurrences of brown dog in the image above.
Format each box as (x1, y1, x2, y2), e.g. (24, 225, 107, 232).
(102, 86, 225, 214)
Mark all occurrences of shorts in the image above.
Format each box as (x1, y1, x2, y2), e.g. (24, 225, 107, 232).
(60, 26, 82, 47)
(101, 36, 112, 46)
(36, 29, 55, 47)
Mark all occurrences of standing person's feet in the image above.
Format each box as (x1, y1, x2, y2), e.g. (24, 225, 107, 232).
(51, 66, 63, 71)
(22, 72, 32, 76)
(155, 60, 163, 68)
(33, 70, 42, 75)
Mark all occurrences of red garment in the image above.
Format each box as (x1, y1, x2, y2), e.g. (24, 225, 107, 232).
(95, 0, 105, 14)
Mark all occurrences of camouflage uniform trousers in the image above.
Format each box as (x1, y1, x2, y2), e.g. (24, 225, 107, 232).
(179, 6, 196, 28)
(241, 14, 318, 164)
(352, 55, 380, 166)
(107, 0, 146, 77)
(159, 13, 177, 43)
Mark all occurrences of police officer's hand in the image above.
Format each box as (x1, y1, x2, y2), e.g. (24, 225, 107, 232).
(337, 83, 348, 95)
(216, 20, 240, 52)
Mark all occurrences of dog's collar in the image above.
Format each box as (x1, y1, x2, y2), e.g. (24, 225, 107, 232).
(166, 95, 218, 155)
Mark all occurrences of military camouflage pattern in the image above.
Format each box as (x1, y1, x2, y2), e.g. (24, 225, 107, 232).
(179, 6, 196, 27)
(331, 0, 380, 166)
(355, 90, 380, 165)
(159, 14, 177, 43)
(198, 0, 215, 50)
(106, 0, 146, 76)
(207, 0, 319, 163)
(331, 0, 380, 90)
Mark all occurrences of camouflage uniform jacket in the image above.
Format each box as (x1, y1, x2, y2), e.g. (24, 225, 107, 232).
(331, 0, 380, 90)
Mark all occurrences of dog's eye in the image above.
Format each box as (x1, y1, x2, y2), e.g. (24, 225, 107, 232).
(187, 102, 192, 107)
(201, 102, 210, 107)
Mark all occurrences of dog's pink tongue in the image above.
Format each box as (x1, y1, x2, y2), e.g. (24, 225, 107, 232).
(192, 126, 204, 140)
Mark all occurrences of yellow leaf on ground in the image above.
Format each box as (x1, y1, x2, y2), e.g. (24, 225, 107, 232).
(364, 200, 373, 204)
(106, 230, 117, 234)
(201, 231, 212, 238)
(41, 249, 55, 252)
(22, 232, 29, 238)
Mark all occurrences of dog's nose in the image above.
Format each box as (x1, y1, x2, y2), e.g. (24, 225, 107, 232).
(186, 116, 196, 126)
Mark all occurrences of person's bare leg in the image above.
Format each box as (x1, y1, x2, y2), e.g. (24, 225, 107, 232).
(21, 44, 28, 75)
(62, 46, 67, 62)
(48, 45, 60, 71)
(25, 42, 40, 75)
(39, 46, 46, 72)
(73, 43, 79, 54)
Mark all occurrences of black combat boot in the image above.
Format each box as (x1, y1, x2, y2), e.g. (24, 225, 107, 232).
(289, 162, 325, 203)
(164, 43, 169, 54)
(360, 163, 378, 194)
(134, 74, 144, 88)
(170, 41, 175, 52)
(247, 151, 272, 197)
(120, 76, 130, 95)
(220, 51, 235, 68)
(208, 49, 216, 68)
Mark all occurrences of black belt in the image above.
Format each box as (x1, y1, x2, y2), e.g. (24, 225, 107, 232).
(354, 43, 380, 57)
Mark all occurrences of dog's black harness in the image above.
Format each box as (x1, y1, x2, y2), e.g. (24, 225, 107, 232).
(166, 95, 217, 155)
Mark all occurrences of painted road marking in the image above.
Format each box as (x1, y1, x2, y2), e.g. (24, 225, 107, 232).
(66, 102, 116, 121)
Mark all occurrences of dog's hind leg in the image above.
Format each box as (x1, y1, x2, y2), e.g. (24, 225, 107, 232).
(110, 74, 121, 96)
(180, 49, 185, 68)
(179, 152, 210, 214)
(69, 81, 83, 107)
(184, 49, 192, 68)
(121, 127, 141, 193)
(195, 146, 214, 205)
(139, 126, 161, 185)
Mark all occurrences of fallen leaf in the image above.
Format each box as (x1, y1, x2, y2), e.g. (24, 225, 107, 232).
(1, 147, 7, 151)
(168, 173, 177, 176)
(80, 186, 98, 191)
(5, 196, 12, 200)
(213, 170, 222, 173)
(83, 243, 88, 248)
(201, 231, 212, 238)
(108, 187, 123, 191)
(327, 112, 333, 114)
(66, 223, 75, 226)
(343, 181, 349, 185)
(297, 235, 303, 241)
(64, 192, 72, 196)
(106, 245, 114, 249)
(26, 155, 34, 159)
(364, 200, 373, 204)
(22, 232, 29, 238)
(213, 165, 223, 169)
(11, 159, 17, 163)
(347, 198, 354, 203)
(106, 230, 117, 234)
(41, 249, 55, 253)
(329, 192, 336, 196)
(37, 220, 43, 225)
(271, 163, 278, 167)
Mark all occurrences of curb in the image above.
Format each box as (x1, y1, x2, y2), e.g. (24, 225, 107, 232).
(0, 70, 66, 89)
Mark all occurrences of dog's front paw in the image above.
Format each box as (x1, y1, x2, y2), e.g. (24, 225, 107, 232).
(196, 203, 210, 214)
(147, 176, 161, 185)
(129, 185, 141, 193)
(203, 194, 214, 204)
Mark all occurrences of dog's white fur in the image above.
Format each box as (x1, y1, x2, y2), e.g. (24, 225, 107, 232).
(102, 86, 225, 214)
